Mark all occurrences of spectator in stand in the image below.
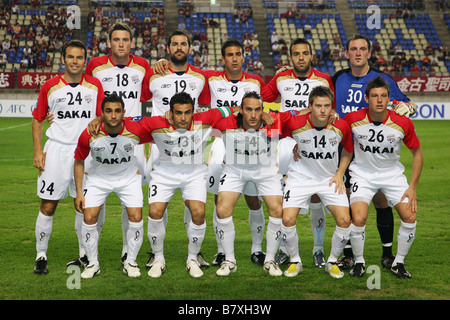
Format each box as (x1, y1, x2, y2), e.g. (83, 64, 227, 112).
(271, 31, 278, 44)
(304, 22, 312, 35)
(408, 54, 416, 68)
(410, 63, 421, 75)
(429, 52, 439, 66)
(272, 41, 280, 56)
(0, 50, 6, 69)
(422, 55, 431, 67)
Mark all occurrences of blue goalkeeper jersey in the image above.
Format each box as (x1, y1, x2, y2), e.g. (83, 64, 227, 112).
(332, 67, 410, 118)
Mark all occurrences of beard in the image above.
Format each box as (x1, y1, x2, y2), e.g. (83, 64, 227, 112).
(170, 51, 189, 66)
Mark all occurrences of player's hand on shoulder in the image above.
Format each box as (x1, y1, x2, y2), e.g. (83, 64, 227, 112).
(276, 64, 292, 74)
(153, 59, 170, 74)
(163, 110, 173, 125)
(262, 112, 275, 126)
(87, 117, 102, 136)
(392, 101, 416, 118)
(328, 109, 339, 125)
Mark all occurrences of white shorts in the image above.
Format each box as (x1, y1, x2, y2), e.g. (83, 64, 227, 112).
(349, 171, 410, 207)
(283, 176, 349, 210)
(277, 137, 297, 176)
(207, 138, 258, 196)
(149, 164, 208, 203)
(218, 165, 283, 197)
(145, 142, 161, 181)
(84, 170, 143, 208)
(37, 140, 77, 200)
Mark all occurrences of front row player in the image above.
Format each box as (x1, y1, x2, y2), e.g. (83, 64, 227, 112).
(137, 93, 235, 278)
(280, 86, 354, 278)
(74, 93, 151, 279)
(345, 76, 423, 278)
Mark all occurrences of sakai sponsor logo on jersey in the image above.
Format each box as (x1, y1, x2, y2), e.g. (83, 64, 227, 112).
(285, 99, 308, 109)
(95, 155, 132, 164)
(341, 105, 361, 114)
(300, 150, 336, 159)
(358, 143, 394, 154)
(104, 90, 138, 100)
(217, 100, 239, 107)
(57, 110, 91, 119)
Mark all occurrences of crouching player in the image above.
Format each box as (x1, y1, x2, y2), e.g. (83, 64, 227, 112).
(74, 93, 151, 279)
(280, 86, 354, 278)
(345, 76, 423, 278)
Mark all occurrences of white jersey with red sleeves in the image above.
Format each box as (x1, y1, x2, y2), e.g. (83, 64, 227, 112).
(215, 111, 293, 168)
(75, 118, 152, 176)
(138, 107, 232, 168)
(204, 70, 266, 108)
(345, 108, 420, 180)
(141, 64, 209, 116)
(262, 68, 335, 111)
(85, 54, 150, 117)
(32, 74, 104, 145)
(282, 113, 353, 181)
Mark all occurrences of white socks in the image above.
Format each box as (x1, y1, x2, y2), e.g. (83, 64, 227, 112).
(393, 221, 416, 266)
(187, 221, 206, 262)
(265, 217, 282, 263)
(328, 226, 351, 263)
(35, 212, 53, 260)
(125, 220, 144, 265)
(281, 224, 302, 264)
(350, 224, 366, 264)
(147, 217, 166, 264)
(249, 207, 265, 253)
(81, 222, 99, 266)
(216, 216, 236, 263)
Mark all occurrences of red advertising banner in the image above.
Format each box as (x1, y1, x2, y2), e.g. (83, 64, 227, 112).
(17, 72, 60, 89)
(0, 72, 16, 89)
(392, 76, 450, 93)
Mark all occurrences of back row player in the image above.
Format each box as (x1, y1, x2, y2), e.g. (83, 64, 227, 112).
(332, 34, 417, 272)
(148, 34, 269, 267)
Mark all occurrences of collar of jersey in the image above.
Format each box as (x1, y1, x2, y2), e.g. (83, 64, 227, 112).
(108, 54, 133, 68)
(100, 121, 125, 136)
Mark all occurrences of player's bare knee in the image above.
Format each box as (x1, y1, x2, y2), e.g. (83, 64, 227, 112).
(40, 199, 58, 216)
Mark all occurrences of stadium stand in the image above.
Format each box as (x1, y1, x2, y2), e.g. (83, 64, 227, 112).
(0, 0, 448, 79)
(266, 11, 346, 75)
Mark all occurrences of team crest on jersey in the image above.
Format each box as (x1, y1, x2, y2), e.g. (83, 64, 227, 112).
(131, 74, 140, 84)
(189, 82, 197, 91)
(84, 95, 93, 104)
(123, 143, 133, 152)
(328, 137, 338, 146)
(387, 135, 396, 144)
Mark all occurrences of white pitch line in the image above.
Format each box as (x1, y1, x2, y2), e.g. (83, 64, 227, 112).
(0, 123, 31, 131)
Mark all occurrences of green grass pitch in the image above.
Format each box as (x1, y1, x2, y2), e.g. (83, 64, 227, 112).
(0, 117, 448, 303)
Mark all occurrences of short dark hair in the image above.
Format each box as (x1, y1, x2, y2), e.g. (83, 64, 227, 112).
(221, 39, 244, 57)
(290, 38, 313, 56)
(168, 29, 191, 47)
(241, 91, 263, 108)
(365, 76, 390, 97)
(308, 86, 334, 106)
(169, 92, 194, 112)
(346, 34, 372, 52)
(101, 92, 125, 111)
(109, 22, 134, 41)
(62, 40, 87, 60)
